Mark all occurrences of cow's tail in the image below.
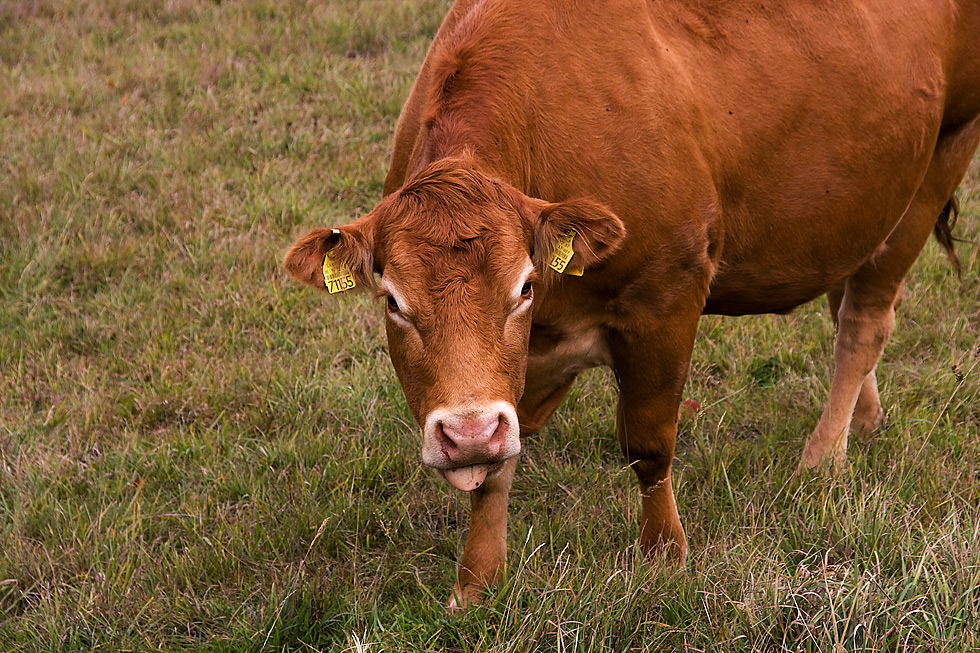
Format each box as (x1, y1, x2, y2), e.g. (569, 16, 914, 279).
(933, 195, 962, 278)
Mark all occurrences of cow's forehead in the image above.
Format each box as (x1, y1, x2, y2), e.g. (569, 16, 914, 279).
(378, 160, 531, 247)
(383, 224, 528, 290)
(378, 191, 530, 287)
(380, 195, 527, 245)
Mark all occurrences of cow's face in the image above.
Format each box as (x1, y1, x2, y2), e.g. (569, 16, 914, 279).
(285, 159, 623, 491)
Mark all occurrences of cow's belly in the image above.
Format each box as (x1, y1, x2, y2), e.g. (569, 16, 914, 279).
(703, 191, 923, 315)
(702, 119, 940, 316)
(704, 219, 897, 315)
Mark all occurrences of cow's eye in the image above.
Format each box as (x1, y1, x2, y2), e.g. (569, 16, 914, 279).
(386, 295, 399, 313)
(521, 282, 533, 299)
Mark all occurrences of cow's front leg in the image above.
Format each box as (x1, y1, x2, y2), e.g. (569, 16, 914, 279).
(449, 455, 516, 609)
(608, 318, 699, 564)
(448, 371, 578, 609)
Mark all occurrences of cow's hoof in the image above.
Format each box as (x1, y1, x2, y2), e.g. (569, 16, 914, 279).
(797, 446, 847, 473)
(639, 537, 687, 567)
(447, 583, 484, 611)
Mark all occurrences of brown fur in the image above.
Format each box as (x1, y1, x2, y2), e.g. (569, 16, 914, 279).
(287, 0, 980, 608)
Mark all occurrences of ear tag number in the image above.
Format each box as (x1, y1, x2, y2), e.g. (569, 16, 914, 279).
(322, 250, 355, 294)
(548, 230, 584, 276)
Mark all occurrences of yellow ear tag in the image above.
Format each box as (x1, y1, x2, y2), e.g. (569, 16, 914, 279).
(322, 250, 355, 294)
(548, 230, 585, 276)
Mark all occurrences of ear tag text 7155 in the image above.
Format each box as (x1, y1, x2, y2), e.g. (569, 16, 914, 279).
(548, 230, 584, 276)
(322, 250, 355, 294)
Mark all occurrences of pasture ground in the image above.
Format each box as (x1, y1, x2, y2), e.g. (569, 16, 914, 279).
(2, 1, 979, 651)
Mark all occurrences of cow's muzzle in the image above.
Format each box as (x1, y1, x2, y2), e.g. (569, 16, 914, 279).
(422, 402, 521, 491)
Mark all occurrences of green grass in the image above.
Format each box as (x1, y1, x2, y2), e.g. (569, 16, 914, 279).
(2, 1, 979, 650)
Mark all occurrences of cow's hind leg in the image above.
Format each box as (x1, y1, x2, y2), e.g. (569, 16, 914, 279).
(825, 286, 886, 436)
(801, 118, 980, 469)
(801, 281, 898, 467)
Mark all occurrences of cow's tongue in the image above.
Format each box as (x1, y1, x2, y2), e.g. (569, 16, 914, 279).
(443, 464, 490, 492)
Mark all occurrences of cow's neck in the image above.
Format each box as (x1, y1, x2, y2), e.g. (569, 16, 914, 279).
(399, 17, 536, 193)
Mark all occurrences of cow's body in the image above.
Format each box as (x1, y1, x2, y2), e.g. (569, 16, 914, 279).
(287, 0, 980, 607)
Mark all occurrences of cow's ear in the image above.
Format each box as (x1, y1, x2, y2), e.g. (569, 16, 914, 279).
(532, 198, 625, 273)
(284, 215, 376, 293)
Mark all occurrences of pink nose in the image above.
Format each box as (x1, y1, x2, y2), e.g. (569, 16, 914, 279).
(435, 412, 506, 462)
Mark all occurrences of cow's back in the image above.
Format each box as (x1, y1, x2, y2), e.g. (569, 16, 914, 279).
(386, 0, 980, 314)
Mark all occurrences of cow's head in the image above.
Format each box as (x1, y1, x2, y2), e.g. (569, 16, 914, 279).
(285, 158, 624, 491)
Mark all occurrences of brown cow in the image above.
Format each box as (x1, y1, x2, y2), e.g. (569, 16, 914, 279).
(285, 0, 980, 607)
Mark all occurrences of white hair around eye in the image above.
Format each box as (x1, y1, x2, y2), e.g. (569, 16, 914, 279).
(511, 258, 535, 314)
(380, 276, 414, 326)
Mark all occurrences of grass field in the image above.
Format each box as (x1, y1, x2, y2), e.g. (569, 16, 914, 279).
(2, 1, 979, 651)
